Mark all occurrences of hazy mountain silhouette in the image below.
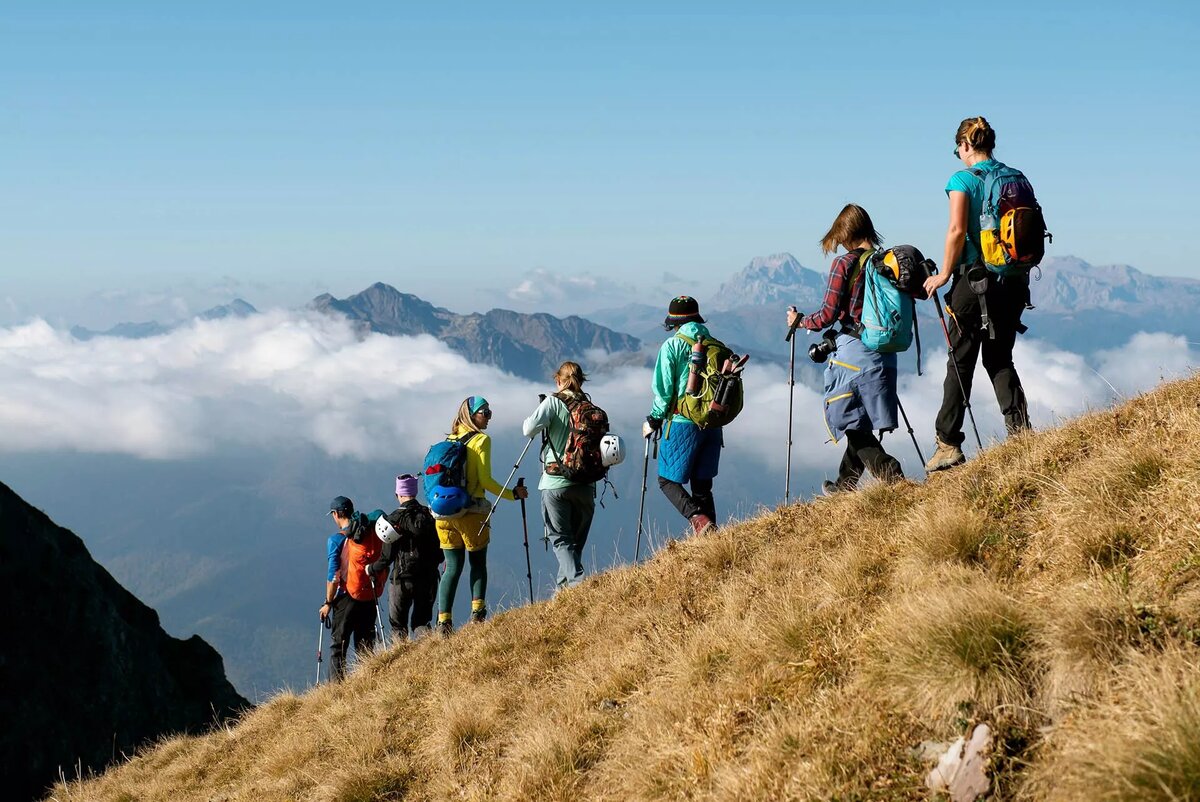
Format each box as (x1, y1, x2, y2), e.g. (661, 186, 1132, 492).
(70, 299, 259, 341)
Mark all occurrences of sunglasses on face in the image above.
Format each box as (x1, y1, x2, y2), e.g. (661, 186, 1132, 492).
(476, 408, 492, 419)
(953, 141, 961, 157)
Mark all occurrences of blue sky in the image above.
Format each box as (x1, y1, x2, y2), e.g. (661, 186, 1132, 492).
(2, 1, 1198, 324)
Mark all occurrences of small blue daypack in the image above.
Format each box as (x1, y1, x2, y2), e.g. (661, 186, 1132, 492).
(854, 248, 924, 372)
(421, 432, 477, 518)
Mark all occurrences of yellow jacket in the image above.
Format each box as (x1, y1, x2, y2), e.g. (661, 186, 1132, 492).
(450, 428, 515, 502)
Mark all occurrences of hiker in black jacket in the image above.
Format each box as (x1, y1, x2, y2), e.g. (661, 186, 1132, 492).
(366, 474, 442, 640)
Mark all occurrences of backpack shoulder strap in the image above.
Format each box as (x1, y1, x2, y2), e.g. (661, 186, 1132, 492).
(849, 248, 875, 287)
(675, 332, 696, 346)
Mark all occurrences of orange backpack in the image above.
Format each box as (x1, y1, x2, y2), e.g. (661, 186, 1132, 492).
(338, 515, 386, 601)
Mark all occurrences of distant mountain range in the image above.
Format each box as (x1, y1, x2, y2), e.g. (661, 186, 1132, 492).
(592, 253, 1200, 361)
(67, 256, 1200, 376)
(67, 286, 643, 382)
(309, 282, 644, 381)
(70, 299, 258, 341)
(0, 478, 246, 802)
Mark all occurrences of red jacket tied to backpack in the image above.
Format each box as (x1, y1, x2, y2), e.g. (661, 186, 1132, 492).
(337, 513, 387, 601)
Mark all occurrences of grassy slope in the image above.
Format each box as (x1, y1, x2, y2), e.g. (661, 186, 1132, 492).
(49, 376, 1200, 802)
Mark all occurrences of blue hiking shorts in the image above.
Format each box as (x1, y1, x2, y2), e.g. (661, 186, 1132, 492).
(657, 418, 723, 484)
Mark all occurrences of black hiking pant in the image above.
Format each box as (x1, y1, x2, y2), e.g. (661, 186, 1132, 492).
(329, 594, 377, 680)
(837, 428, 902, 487)
(935, 273, 1031, 447)
(387, 572, 438, 638)
(658, 476, 716, 522)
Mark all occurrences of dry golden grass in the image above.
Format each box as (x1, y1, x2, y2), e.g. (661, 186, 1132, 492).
(47, 374, 1200, 802)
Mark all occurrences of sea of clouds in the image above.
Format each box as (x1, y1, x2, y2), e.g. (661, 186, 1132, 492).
(1, 311, 1194, 471)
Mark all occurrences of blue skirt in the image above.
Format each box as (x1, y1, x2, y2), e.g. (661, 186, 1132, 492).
(657, 418, 723, 484)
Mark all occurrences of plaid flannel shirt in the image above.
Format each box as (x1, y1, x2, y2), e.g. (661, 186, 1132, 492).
(800, 249, 867, 332)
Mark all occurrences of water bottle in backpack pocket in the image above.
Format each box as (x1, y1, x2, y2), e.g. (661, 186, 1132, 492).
(675, 334, 746, 429)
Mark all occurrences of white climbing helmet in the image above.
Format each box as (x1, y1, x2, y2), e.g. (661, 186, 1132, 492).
(600, 434, 626, 467)
(375, 515, 400, 545)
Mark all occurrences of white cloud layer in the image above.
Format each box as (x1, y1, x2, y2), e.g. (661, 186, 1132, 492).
(0, 315, 1195, 474)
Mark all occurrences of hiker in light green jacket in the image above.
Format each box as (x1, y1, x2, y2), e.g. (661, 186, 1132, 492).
(522, 362, 597, 589)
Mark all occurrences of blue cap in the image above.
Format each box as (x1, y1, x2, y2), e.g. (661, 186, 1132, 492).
(329, 496, 353, 516)
(468, 396, 489, 414)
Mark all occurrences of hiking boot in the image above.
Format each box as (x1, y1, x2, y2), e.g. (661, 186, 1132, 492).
(689, 514, 716, 536)
(436, 620, 453, 638)
(925, 437, 966, 473)
(821, 480, 847, 497)
(470, 607, 487, 624)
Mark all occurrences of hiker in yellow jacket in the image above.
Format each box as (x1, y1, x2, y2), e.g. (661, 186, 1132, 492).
(435, 395, 528, 635)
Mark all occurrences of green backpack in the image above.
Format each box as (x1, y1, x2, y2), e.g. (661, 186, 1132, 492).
(674, 333, 745, 429)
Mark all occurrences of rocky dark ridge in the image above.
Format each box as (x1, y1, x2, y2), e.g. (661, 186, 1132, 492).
(309, 282, 644, 380)
(0, 480, 248, 802)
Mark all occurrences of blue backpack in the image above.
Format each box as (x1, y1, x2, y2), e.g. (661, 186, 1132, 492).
(854, 247, 925, 372)
(421, 432, 477, 518)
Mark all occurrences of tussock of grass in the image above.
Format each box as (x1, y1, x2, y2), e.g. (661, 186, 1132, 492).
(868, 579, 1038, 727)
(47, 374, 1200, 801)
(1027, 647, 1200, 801)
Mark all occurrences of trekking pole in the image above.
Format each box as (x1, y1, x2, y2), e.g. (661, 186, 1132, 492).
(895, 396, 926, 467)
(315, 615, 330, 687)
(784, 306, 801, 503)
(634, 434, 650, 562)
(475, 434, 537, 538)
(374, 582, 386, 649)
(635, 432, 659, 562)
(516, 478, 534, 604)
(931, 292, 983, 450)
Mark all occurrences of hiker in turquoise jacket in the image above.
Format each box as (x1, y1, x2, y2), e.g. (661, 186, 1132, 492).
(643, 296, 722, 536)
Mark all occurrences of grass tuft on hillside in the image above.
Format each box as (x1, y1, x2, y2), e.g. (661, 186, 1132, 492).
(48, 375, 1200, 801)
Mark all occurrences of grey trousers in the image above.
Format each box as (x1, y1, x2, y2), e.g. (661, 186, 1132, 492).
(541, 483, 596, 589)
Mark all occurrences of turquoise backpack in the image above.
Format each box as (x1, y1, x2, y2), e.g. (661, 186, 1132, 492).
(854, 249, 921, 370)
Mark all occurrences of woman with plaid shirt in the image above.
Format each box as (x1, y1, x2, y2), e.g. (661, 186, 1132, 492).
(786, 204, 904, 495)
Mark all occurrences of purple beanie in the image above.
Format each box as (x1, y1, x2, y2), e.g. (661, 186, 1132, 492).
(396, 473, 419, 497)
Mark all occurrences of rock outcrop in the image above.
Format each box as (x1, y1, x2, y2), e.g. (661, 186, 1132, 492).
(0, 480, 248, 802)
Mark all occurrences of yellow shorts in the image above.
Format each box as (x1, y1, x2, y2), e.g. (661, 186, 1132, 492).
(436, 512, 490, 551)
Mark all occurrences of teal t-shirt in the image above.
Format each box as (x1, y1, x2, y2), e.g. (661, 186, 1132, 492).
(945, 158, 999, 269)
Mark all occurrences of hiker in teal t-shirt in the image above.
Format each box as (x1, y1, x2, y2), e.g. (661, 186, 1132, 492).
(922, 116, 1032, 473)
(943, 157, 1000, 269)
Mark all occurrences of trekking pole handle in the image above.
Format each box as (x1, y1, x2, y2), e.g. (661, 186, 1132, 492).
(784, 306, 802, 342)
(652, 431, 659, 460)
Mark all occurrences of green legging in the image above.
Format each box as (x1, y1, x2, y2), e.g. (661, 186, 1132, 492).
(437, 546, 488, 621)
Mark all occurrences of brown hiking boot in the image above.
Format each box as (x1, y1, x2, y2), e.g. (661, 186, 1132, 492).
(925, 437, 966, 473)
(689, 514, 716, 536)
